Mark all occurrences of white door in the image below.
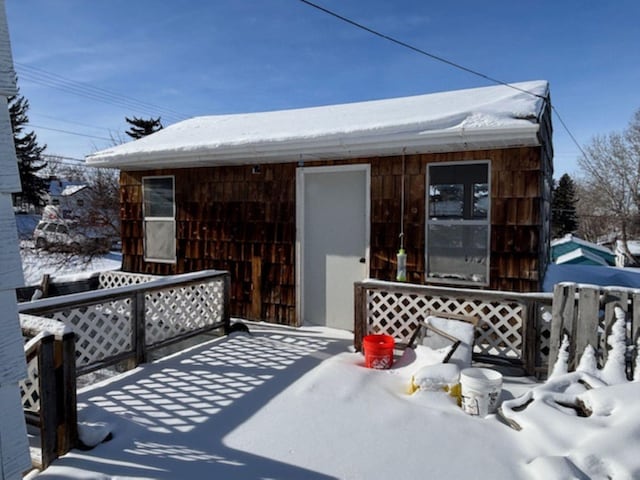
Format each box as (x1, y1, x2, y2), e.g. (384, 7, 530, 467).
(297, 165, 369, 330)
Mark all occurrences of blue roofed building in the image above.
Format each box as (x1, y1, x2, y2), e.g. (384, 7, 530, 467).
(551, 234, 616, 266)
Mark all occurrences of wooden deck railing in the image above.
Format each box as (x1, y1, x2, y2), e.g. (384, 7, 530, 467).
(354, 279, 553, 376)
(19, 269, 231, 470)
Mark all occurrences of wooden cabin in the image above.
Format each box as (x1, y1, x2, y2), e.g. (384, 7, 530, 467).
(86, 81, 553, 329)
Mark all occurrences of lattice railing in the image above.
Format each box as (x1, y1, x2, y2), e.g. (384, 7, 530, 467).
(355, 280, 552, 375)
(48, 299, 133, 368)
(20, 337, 42, 412)
(19, 270, 230, 469)
(20, 270, 230, 375)
(98, 271, 157, 289)
(145, 277, 227, 346)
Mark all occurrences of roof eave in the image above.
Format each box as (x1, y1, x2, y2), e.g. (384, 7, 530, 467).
(86, 124, 541, 170)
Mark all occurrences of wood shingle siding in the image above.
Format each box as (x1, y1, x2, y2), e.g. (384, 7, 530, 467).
(120, 163, 297, 324)
(119, 144, 549, 325)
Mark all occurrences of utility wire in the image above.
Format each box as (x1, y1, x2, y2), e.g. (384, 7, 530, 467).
(298, 0, 588, 158)
(25, 123, 113, 142)
(16, 62, 190, 123)
(298, 0, 546, 100)
(33, 112, 116, 133)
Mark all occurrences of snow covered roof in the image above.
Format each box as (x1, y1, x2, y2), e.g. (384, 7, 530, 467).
(555, 248, 610, 266)
(551, 234, 615, 265)
(86, 80, 549, 169)
(61, 184, 88, 196)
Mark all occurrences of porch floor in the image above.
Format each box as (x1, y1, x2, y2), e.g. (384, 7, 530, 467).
(26, 323, 578, 480)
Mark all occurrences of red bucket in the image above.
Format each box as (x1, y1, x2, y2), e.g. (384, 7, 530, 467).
(363, 334, 395, 369)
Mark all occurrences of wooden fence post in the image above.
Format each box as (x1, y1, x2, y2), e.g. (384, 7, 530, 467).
(601, 288, 629, 367)
(574, 286, 600, 370)
(548, 283, 577, 377)
(520, 300, 537, 376)
(353, 282, 367, 351)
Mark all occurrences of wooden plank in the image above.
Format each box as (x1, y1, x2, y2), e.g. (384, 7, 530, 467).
(251, 257, 262, 320)
(602, 288, 629, 366)
(59, 331, 78, 454)
(574, 286, 600, 371)
(548, 283, 576, 377)
(37, 335, 57, 470)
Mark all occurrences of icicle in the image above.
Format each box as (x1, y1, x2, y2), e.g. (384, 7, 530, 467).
(600, 306, 628, 385)
(576, 344, 598, 377)
(550, 334, 570, 378)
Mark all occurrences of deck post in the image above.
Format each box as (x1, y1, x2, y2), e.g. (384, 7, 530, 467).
(223, 273, 232, 334)
(59, 330, 78, 454)
(37, 334, 57, 469)
(132, 291, 147, 366)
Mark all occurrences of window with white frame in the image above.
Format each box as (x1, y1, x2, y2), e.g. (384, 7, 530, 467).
(426, 162, 489, 285)
(142, 176, 176, 263)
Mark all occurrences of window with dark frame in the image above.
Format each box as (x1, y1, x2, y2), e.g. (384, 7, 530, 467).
(426, 162, 489, 285)
(142, 176, 176, 263)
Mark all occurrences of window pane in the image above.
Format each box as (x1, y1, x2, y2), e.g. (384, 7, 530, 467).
(144, 220, 176, 261)
(429, 184, 463, 218)
(473, 183, 489, 218)
(143, 177, 174, 218)
(427, 224, 488, 283)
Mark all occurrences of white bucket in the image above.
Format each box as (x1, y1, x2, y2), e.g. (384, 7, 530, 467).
(460, 367, 503, 416)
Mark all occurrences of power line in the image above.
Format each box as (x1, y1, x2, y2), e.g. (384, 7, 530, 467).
(297, 0, 546, 100)
(297, 0, 587, 158)
(42, 154, 86, 164)
(32, 112, 116, 133)
(25, 123, 113, 141)
(15, 62, 190, 123)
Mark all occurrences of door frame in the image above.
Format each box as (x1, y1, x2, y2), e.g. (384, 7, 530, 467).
(295, 164, 371, 326)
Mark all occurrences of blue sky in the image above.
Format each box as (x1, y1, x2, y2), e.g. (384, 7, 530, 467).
(5, 0, 640, 177)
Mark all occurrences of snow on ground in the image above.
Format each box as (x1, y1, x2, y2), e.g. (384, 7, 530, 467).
(26, 323, 640, 480)
(16, 214, 122, 286)
(19, 241, 122, 286)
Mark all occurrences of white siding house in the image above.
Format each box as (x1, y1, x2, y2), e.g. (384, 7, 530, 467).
(0, 0, 32, 476)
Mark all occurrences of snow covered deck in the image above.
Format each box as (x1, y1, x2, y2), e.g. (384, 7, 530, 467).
(27, 322, 640, 480)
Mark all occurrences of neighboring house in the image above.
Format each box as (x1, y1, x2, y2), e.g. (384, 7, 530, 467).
(0, 0, 32, 476)
(58, 183, 90, 220)
(46, 177, 86, 210)
(86, 80, 553, 328)
(551, 234, 616, 266)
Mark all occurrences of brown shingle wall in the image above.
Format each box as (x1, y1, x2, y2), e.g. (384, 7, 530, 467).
(367, 147, 546, 292)
(119, 145, 549, 325)
(120, 164, 297, 325)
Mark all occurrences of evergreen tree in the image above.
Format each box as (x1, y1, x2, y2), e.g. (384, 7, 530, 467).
(125, 116, 163, 139)
(551, 173, 579, 237)
(9, 92, 48, 208)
